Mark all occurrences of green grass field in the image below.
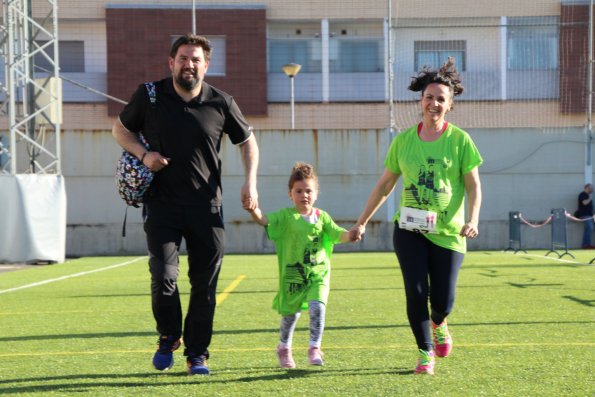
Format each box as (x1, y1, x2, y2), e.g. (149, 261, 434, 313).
(0, 251, 593, 396)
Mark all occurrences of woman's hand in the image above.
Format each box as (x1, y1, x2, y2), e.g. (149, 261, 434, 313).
(460, 221, 479, 239)
(349, 224, 366, 242)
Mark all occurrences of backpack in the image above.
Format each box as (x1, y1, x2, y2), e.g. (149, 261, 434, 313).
(115, 82, 157, 236)
(115, 132, 154, 208)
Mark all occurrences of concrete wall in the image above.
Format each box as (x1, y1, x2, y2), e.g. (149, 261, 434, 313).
(57, 126, 590, 256)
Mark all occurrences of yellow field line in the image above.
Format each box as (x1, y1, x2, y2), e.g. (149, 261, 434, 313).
(216, 275, 246, 306)
(0, 342, 592, 358)
(0, 274, 247, 315)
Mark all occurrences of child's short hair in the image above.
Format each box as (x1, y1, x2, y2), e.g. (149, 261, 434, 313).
(288, 162, 318, 190)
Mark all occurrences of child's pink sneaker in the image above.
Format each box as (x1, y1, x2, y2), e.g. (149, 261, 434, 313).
(414, 349, 435, 375)
(432, 320, 453, 357)
(276, 345, 296, 369)
(308, 346, 324, 366)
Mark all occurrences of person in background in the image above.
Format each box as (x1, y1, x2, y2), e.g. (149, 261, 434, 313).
(350, 58, 482, 375)
(576, 183, 594, 249)
(245, 162, 354, 368)
(112, 33, 259, 375)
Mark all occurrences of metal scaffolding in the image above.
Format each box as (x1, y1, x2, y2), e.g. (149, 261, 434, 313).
(0, 0, 62, 175)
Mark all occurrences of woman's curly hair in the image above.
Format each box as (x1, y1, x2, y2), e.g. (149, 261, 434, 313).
(408, 57, 464, 99)
(288, 162, 318, 190)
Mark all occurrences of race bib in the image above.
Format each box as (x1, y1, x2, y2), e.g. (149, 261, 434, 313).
(399, 207, 438, 234)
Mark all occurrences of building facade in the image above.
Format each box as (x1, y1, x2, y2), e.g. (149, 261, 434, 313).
(3, 0, 591, 130)
(1, 0, 594, 255)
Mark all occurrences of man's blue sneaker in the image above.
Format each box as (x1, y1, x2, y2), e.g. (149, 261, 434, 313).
(187, 354, 210, 375)
(152, 335, 181, 371)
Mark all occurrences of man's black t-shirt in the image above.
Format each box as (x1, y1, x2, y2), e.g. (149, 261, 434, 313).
(577, 191, 593, 217)
(119, 78, 252, 206)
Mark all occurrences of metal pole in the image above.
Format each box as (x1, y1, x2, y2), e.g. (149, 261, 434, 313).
(26, 0, 36, 172)
(387, 1, 395, 137)
(386, 0, 395, 221)
(7, 0, 17, 174)
(192, 0, 196, 34)
(587, 0, 593, 184)
(52, 0, 61, 174)
(290, 76, 295, 129)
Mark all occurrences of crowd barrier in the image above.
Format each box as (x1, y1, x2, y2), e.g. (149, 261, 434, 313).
(505, 208, 594, 259)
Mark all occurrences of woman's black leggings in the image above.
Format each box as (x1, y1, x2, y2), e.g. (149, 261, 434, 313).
(393, 225, 464, 351)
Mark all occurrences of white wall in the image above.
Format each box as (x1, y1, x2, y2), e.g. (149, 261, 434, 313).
(58, 126, 590, 256)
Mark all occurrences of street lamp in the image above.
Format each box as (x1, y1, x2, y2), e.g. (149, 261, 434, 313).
(282, 63, 302, 129)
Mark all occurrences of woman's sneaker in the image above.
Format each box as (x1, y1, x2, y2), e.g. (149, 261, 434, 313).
(152, 335, 181, 371)
(308, 346, 324, 366)
(276, 345, 296, 368)
(414, 349, 435, 375)
(432, 320, 453, 357)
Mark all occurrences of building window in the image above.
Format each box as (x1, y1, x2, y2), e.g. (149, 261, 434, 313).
(170, 35, 226, 76)
(330, 38, 384, 73)
(414, 40, 466, 71)
(34, 40, 85, 73)
(205, 36, 226, 76)
(507, 16, 558, 71)
(268, 39, 321, 73)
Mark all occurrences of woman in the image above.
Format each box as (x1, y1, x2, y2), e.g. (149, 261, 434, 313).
(351, 58, 483, 375)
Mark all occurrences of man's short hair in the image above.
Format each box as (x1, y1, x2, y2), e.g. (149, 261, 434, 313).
(170, 33, 212, 61)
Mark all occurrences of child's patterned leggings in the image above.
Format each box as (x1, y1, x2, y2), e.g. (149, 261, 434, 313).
(279, 300, 326, 348)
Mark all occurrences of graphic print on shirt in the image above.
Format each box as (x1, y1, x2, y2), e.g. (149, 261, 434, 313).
(286, 262, 308, 294)
(285, 236, 322, 295)
(403, 157, 451, 216)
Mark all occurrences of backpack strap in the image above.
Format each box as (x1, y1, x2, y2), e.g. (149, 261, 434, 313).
(144, 82, 157, 107)
(120, 82, 159, 238)
(121, 206, 129, 237)
(139, 81, 162, 153)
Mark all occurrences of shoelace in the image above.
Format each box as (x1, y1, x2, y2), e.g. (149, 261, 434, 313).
(279, 349, 291, 358)
(188, 356, 207, 366)
(157, 337, 177, 353)
(418, 350, 433, 366)
(434, 324, 449, 343)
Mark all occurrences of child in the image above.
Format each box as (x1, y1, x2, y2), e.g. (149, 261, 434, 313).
(246, 162, 353, 368)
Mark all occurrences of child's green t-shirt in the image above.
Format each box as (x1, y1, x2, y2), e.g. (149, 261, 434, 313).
(384, 123, 483, 253)
(266, 207, 346, 315)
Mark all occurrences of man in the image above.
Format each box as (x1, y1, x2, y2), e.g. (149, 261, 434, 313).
(112, 34, 259, 375)
(577, 183, 594, 249)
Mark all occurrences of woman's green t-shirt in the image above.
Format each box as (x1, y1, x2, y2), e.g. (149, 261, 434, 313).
(384, 123, 483, 253)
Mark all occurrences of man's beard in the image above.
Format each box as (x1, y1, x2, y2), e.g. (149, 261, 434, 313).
(175, 69, 201, 92)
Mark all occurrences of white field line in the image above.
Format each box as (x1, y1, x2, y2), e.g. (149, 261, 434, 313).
(0, 274, 247, 315)
(0, 257, 146, 295)
(503, 251, 591, 265)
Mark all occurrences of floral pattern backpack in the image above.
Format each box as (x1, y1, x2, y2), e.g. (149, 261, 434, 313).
(115, 82, 157, 235)
(116, 132, 154, 208)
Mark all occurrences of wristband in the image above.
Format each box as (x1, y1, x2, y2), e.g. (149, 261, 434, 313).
(140, 151, 148, 164)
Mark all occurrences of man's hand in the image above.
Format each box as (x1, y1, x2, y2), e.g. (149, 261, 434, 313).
(142, 152, 170, 172)
(241, 182, 258, 211)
